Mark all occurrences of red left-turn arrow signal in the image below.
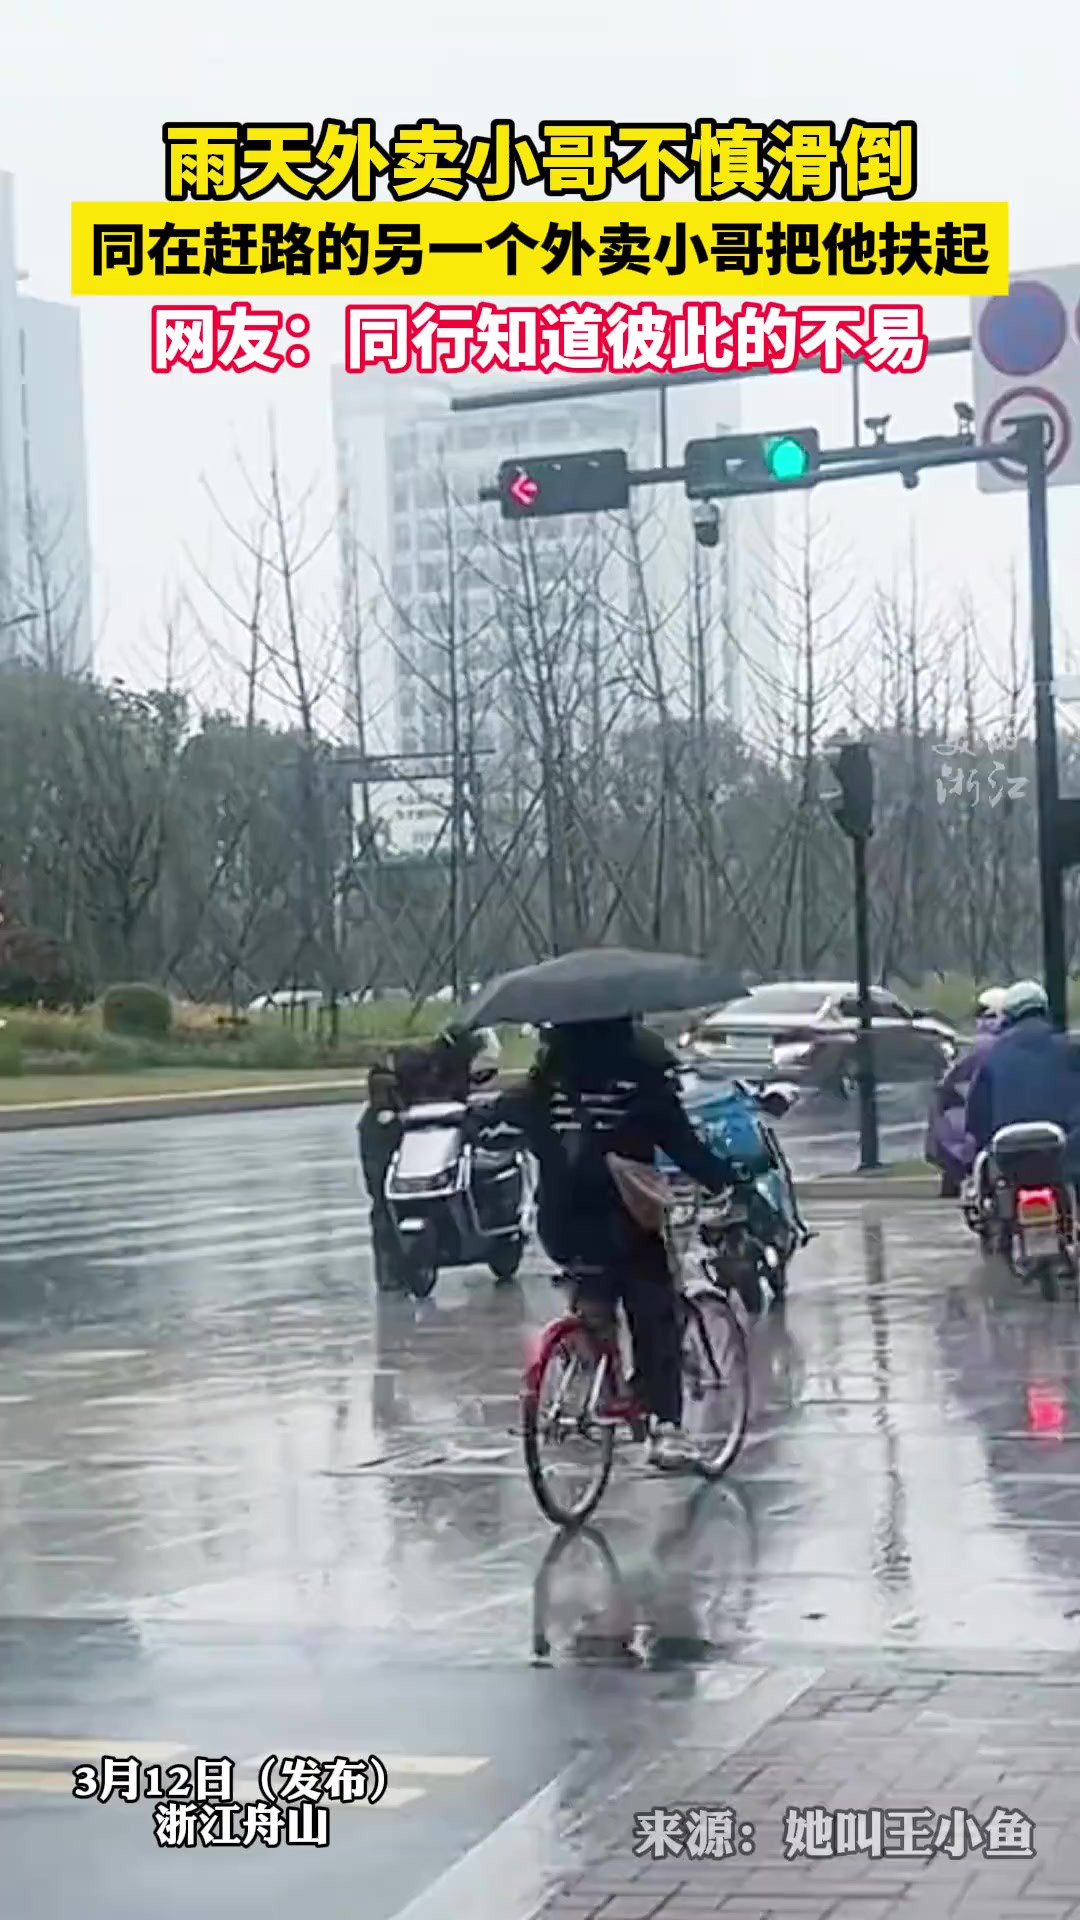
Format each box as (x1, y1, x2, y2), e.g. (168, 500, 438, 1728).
(507, 469, 539, 508)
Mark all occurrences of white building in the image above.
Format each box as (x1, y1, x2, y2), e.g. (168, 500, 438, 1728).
(331, 362, 775, 759)
(0, 172, 93, 673)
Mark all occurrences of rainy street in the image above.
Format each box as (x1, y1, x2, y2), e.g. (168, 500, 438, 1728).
(4, 1105, 1080, 1919)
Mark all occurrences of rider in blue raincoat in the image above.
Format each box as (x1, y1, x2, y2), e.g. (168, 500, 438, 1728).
(966, 979, 1080, 1178)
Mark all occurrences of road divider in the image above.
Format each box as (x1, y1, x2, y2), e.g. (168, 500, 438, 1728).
(0, 1077, 372, 1130)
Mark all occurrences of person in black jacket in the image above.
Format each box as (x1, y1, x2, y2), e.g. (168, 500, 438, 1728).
(358, 1059, 406, 1290)
(471, 1016, 746, 1471)
(358, 1026, 489, 1291)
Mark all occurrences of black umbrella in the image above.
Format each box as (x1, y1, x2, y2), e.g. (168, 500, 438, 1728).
(465, 947, 742, 1028)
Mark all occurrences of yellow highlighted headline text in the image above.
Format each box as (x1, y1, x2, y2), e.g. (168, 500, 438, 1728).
(160, 118, 920, 204)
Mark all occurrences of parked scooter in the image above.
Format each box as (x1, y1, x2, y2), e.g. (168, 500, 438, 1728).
(379, 1080, 534, 1298)
(969, 1121, 1079, 1300)
(662, 1075, 812, 1314)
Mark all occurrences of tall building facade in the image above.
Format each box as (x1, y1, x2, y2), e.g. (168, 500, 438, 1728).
(331, 363, 775, 757)
(0, 172, 93, 673)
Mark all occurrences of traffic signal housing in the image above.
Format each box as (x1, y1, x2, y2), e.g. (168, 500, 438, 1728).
(826, 742, 874, 840)
(684, 429, 821, 499)
(498, 448, 630, 520)
(1057, 798, 1080, 869)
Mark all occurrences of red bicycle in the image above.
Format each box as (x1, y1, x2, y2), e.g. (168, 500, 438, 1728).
(522, 1197, 751, 1527)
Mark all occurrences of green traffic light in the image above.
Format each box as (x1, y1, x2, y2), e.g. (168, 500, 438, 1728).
(765, 435, 810, 481)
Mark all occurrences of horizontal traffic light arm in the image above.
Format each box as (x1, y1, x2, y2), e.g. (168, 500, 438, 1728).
(480, 434, 1014, 507)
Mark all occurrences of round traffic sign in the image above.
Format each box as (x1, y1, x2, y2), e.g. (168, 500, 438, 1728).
(981, 385, 1071, 481)
(978, 282, 1067, 376)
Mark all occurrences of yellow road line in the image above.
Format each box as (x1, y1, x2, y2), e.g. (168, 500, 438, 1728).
(377, 1755, 489, 1777)
(241, 1750, 489, 1777)
(233, 1781, 424, 1808)
(0, 1772, 82, 1793)
(0, 1739, 485, 1808)
(0, 1738, 186, 1762)
(0, 1772, 424, 1808)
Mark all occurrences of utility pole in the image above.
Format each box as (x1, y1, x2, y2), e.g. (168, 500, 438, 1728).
(826, 740, 880, 1172)
(690, 538, 710, 953)
(851, 831, 879, 1171)
(1018, 415, 1067, 1029)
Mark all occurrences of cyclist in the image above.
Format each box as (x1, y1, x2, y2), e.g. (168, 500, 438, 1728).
(470, 1015, 749, 1472)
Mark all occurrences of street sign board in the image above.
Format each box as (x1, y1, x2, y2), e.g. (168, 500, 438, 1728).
(351, 771, 475, 864)
(972, 268, 1080, 492)
(497, 449, 629, 519)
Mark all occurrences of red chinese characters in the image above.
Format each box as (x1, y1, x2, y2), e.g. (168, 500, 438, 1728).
(341, 300, 927, 376)
(151, 302, 311, 372)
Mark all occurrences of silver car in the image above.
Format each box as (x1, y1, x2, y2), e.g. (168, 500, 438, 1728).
(681, 980, 959, 1095)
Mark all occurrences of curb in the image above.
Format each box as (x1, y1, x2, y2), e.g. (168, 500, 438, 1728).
(0, 1069, 531, 1134)
(0, 1077, 371, 1132)
(803, 1174, 937, 1200)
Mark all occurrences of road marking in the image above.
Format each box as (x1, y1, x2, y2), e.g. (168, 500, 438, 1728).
(0, 1738, 187, 1762)
(0, 1740, 484, 1808)
(0, 1771, 80, 1794)
(240, 1751, 489, 1778)
(43, 1351, 150, 1365)
(231, 1780, 423, 1808)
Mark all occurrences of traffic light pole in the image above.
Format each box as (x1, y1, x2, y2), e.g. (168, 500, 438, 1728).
(1020, 417, 1068, 1030)
(852, 835, 880, 1172)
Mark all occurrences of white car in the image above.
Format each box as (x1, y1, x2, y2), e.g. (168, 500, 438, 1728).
(248, 988, 325, 1011)
(681, 980, 959, 1094)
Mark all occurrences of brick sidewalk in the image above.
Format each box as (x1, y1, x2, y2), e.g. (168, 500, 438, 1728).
(539, 1668, 1080, 1919)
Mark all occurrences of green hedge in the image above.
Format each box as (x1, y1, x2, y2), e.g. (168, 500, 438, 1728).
(0, 1023, 23, 1077)
(101, 983, 174, 1039)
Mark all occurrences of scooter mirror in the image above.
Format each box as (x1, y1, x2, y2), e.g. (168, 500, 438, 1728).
(757, 1089, 792, 1119)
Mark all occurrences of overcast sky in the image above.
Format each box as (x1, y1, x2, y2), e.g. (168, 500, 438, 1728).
(3, 0, 1077, 704)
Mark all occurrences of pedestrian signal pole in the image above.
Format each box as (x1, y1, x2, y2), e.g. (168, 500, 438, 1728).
(826, 742, 880, 1172)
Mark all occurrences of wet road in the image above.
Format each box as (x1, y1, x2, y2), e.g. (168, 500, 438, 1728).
(4, 1103, 1080, 1919)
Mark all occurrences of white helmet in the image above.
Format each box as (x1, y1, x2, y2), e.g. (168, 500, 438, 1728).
(1002, 978, 1049, 1023)
(975, 987, 1007, 1018)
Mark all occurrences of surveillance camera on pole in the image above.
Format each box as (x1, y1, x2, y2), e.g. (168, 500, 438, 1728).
(823, 738, 879, 1170)
(691, 500, 720, 548)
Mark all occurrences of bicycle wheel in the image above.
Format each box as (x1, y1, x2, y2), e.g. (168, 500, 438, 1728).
(680, 1289, 749, 1480)
(523, 1325, 615, 1527)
